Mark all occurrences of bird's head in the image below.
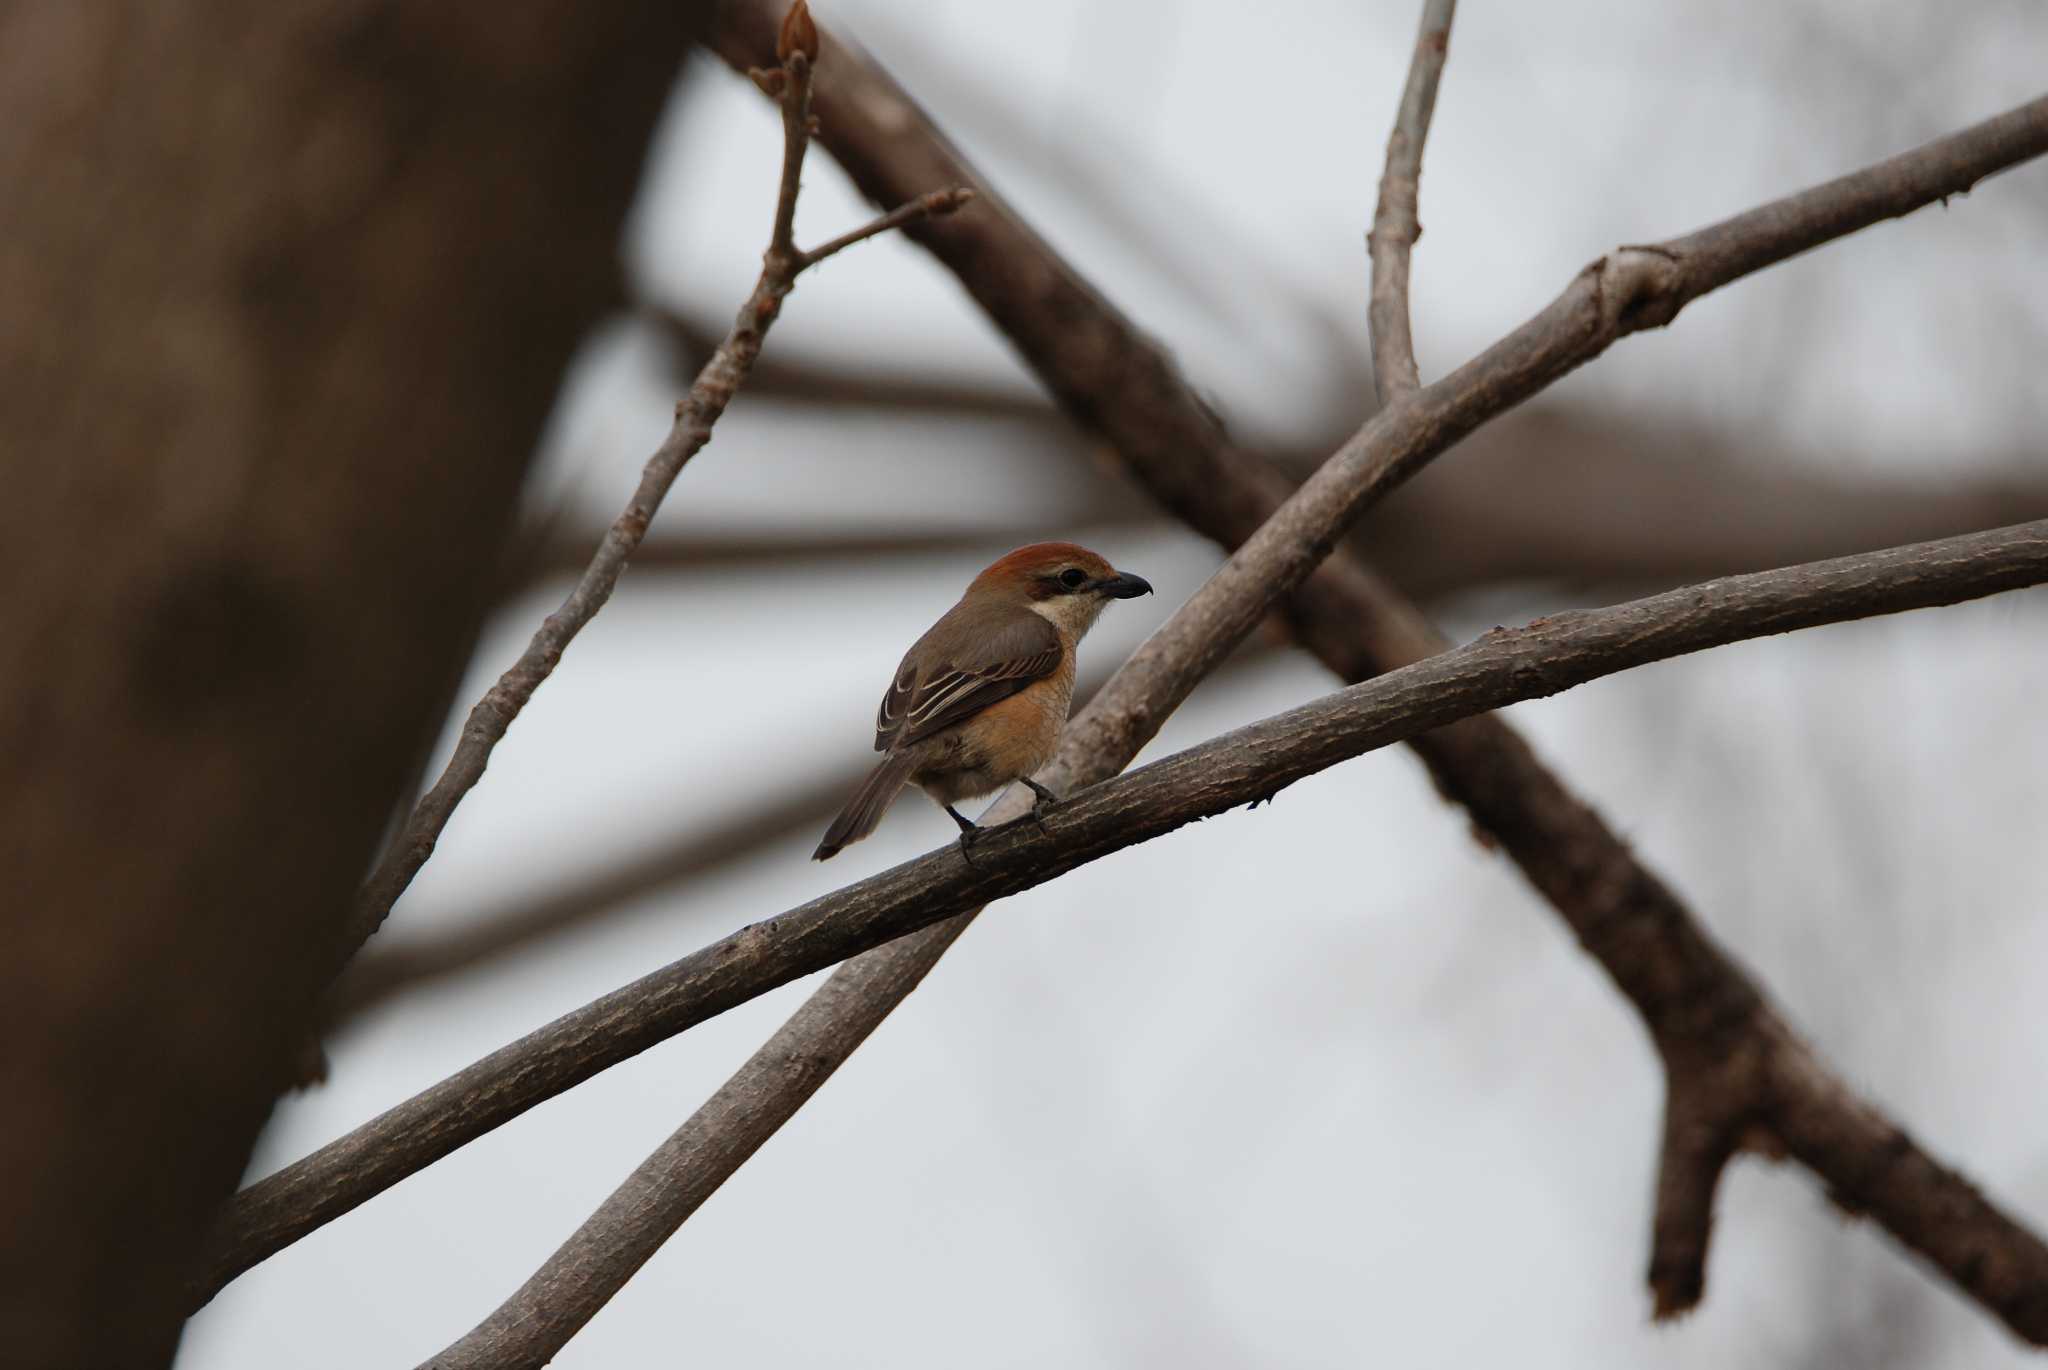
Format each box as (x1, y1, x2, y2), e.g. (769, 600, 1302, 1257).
(966, 541, 1154, 638)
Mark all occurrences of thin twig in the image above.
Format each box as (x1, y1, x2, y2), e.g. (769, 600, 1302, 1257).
(202, 519, 2048, 1316)
(799, 187, 975, 268)
(335, 23, 970, 959)
(1367, 0, 1456, 400)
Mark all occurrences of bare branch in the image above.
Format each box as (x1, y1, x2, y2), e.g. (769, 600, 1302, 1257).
(799, 186, 975, 268)
(1367, 0, 1456, 400)
(337, 28, 969, 958)
(684, 14, 2048, 1336)
(201, 519, 2048, 1314)
(763, 43, 810, 259)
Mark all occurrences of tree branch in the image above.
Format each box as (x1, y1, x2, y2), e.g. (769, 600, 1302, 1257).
(674, 12, 2048, 1338)
(200, 519, 2048, 1314)
(337, 17, 969, 958)
(798, 186, 975, 268)
(1367, 0, 1456, 400)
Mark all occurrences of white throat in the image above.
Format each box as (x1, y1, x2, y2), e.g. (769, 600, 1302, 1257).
(1026, 594, 1110, 642)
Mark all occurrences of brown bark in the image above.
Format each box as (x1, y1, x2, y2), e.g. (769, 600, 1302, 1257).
(0, 4, 701, 1364)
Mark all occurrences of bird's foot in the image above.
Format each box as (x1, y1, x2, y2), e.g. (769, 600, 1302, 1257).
(1020, 777, 1059, 834)
(946, 805, 985, 865)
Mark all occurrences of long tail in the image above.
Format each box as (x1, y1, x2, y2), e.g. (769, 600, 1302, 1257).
(813, 751, 920, 860)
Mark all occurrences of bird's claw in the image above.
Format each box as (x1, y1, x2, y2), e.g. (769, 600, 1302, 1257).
(1017, 778, 1061, 834)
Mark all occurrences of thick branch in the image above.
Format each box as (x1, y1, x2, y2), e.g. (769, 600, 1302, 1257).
(1367, 0, 1456, 399)
(338, 33, 968, 958)
(200, 520, 2048, 1308)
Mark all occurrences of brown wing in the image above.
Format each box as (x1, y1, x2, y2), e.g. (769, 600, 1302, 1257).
(874, 610, 1061, 753)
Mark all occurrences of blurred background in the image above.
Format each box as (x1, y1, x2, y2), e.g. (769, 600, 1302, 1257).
(181, 1, 2048, 1365)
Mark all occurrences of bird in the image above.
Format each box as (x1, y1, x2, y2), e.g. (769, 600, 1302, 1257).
(812, 542, 1154, 860)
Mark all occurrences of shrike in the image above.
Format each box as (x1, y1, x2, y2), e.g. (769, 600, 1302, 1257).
(813, 542, 1153, 860)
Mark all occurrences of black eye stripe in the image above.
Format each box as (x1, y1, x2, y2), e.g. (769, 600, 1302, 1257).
(1057, 568, 1087, 589)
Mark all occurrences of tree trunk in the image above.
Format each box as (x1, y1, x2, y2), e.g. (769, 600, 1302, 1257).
(0, 5, 701, 1364)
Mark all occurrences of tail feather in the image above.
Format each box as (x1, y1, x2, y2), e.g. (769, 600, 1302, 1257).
(813, 751, 919, 860)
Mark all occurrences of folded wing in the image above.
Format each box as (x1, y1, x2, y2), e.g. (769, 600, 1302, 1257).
(874, 611, 1061, 752)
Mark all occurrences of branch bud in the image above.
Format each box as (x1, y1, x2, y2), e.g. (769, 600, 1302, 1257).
(776, 0, 820, 65)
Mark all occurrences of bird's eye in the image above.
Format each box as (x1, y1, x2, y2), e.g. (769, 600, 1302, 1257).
(1058, 568, 1088, 590)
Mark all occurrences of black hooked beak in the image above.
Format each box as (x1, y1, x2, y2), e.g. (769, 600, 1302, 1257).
(1095, 571, 1154, 599)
